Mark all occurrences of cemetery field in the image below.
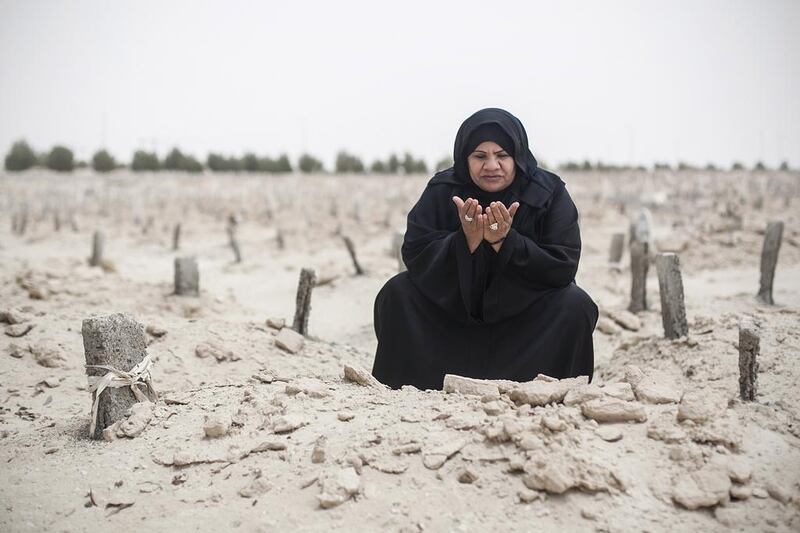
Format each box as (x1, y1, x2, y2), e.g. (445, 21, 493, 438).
(1, 170, 800, 532)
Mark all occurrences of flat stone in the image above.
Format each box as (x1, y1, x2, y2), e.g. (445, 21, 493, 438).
(634, 380, 682, 404)
(677, 390, 728, 423)
(343, 364, 385, 389)
(102, 402, 154, 441)
(518, 489, 545, 503)
(318, 467, 361, 509)
(275, 328, 305, 354)
(337, 411, 355, 422)
(581, 397, 647, 423)
(371, 458, 408, 474)
(392, 443, 422, 455)
(273, 414, 307, 433)
(766, 481, 792, 504)
(266, 317, 285, 329)
(564, 384, 605, 406)
(672, 464, 731, 509)
(195, 341, 239, 362)
(730, 485, 752, 500)
(601, 382, 635, 401)
(251, 440, 286, 452)
(204, 414, 231, 438)
(443, 374, 500, 397)
(5, 323, 33, 338)
(724, 458, 752, 484)
(457, 467, 478, 484)
(595, 426, 623, 442)
(606, 309, 641, 331)
(510, 376, 589, 406)
(595, 316, 622, 335)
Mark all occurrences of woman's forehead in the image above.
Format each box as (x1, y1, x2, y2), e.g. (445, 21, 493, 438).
(471, 141, 508, 153)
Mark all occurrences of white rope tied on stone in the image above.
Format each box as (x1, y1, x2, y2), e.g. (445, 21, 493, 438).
(86, 353, 157, 437)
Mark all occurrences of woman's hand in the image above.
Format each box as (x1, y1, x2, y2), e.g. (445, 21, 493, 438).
(484, 201, 520, 251)
(452, 196, 484, 253)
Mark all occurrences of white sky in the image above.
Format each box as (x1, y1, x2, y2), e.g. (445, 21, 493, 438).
(1, 0, 798, 169)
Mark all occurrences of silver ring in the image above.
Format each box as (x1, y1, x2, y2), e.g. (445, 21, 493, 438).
(464, 215, 474, 223)
(489, 222, 499, 231)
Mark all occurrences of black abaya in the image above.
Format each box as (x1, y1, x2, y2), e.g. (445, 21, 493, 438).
(371, 108, 598, 390)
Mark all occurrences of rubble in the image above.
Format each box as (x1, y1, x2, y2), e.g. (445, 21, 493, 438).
(581, 398, 647, 423)
(275, 328, 305, 354)
(672, 465, 731, 509)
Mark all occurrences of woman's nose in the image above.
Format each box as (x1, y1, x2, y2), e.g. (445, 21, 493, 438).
(484, 157, 500, 170)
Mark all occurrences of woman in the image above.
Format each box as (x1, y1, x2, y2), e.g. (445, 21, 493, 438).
(372, 108, 598, 390)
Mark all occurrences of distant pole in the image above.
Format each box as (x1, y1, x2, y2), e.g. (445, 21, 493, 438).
(292, 268, 316, 336)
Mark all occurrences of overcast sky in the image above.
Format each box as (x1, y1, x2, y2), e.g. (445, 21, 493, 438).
(1, 0, 798, 169)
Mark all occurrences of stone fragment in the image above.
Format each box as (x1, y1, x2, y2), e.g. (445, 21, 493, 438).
(392, 443, 422, 455)
(581, 398, 647, 423)
(646, 417, 687, 444)
(634, 380, 682, 404)
(239, 473, 271, 498)
(516, 434, 544, 451)
(457, 467, 478, 484)
(145, 324, 167, 338)
(595, 317, 621, 335)
(606, 309, 642, 331)
(622, 365, 645, 387)
(30, 343, 66, 368)
(595, 426, 623, 442)
(7, 343, 25, 358)
(422, 434, 467, 470)
(0, 309, 28, 325)
(338, 411, 355, 422)
(371, 458, 408, 474)
(343, 364, 386, 389)
(311, 436, 327, 463)
(317, 467, 361, 509)
(542, 415, 567, 432)
(518, 489, 545, 503)
(724, 459, 752, 484)
(766, 481, 792, 504)
(102, 402, 154, 441)
(563, 384, 605, 406)
(251, 440, 286, 453)
(482, 400, 506, 415)
(275, 328, 305, 354)
(194, 341, 239, 362)
(672, 465, 731, 509)
(752, 487, 768, 499)
(510, 376, 588, 406)
(730, 485, 752, 500)
(273, 414, 307, 433)
(5, 323, 33, 337)
(443, 374, 500, 397)
(677, 390, 728, 423)
(601, 382, 635, 401)
(203, 414, 231, 438)
(266, 317, 285, 329)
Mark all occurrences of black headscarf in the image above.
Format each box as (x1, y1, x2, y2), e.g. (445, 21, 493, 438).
(452, 108, 539, 184)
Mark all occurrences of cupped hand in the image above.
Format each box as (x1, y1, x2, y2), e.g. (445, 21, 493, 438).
(452, 196, 484, 253)
(483, 201, 520, 245)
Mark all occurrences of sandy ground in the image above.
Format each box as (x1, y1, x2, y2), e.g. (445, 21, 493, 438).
(1, 170, 799, 532)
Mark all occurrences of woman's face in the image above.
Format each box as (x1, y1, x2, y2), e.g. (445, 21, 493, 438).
(467, 141, 516, 193)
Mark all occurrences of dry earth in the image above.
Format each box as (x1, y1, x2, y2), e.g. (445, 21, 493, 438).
(1, 170, 799, 532)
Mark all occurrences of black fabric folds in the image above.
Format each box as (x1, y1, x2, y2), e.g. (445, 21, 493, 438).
(372, 108, 598, 390)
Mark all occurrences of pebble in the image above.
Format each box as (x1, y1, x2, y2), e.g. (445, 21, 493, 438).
(581, 397, 647, 423)
(275, 328, 305, 354)
(266, 317, 286, 329)
(337, 411, 355, 422)
(595, 426, 623, 442)
(311, 436, 327, 463)
(457, 467, 478, 484)
(203, 414, 231, 438)
(273, 414, 307, 433)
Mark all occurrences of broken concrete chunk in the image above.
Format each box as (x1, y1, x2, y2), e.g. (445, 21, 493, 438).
(677, 390, 728, 423)
(102, 402, 154, 441)
(239, 473, 271, 498)
(311, 436, 327, 464)
(275, 328, 305, 354)
(672, 465, 732, 510)
(563, 384, 605, 406)
(251, 440, 287, 453)
(203, 414, 231, 438)
(195, 342, 239, 363)
(581, 397, 647, 423)
(601, 382, 635, 401)
(273, 414, 307, 434)
(337, 411, 355, 422)
(510, 376, 589, 406)
(634, 380, 682, 404)
(457, 467, 478, 484)
(606, 309, 642, 331)
(5, 323, 34, 338)
(317, 467, 361, 509)
(343, 364, 386, 389)
(443, 374, 500, 397)
(266, 317, 285, 329)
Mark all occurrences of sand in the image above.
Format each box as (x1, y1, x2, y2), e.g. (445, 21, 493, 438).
(1, 169, 799, 532)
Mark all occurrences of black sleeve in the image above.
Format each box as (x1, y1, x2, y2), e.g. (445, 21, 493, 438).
(401, 184, 488, 323)
(482, 183, 581, 322)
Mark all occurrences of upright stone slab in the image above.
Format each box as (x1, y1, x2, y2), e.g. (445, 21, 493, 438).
(628, 241, 649, 313)
(172, 223, 181, 251)
(83, 313, 150, 440)
(655, 253, 688, 339)
(174, 256, 199, 296)
(738, 320, 759, 402)
(227, 225, 242, 263)
(342, 236, 365, 275)
(90, 231, 105, 267)
(608, 232, 625, 263)
(757, 221, 784, 305)
(633, 208, 652, 246)
(292, 268, 316, 335)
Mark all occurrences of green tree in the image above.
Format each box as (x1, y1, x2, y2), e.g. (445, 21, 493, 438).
(298, 153, 324, 173)
(370, 160, 387, 173)
(4, 140, 38, 171)
(45, 145, 74, 172)
(753, 161, 767, 171)
(731, 162, 744, 171)
(779, 161, 790, 171)
(387, 153, 400, 174)
(92, 149, 116, 172)
(274, 154, 292, 173)
(335, 151, 364, 173)
(132, 150, 160, 171)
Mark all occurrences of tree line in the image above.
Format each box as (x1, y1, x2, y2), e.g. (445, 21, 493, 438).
(2, 140, 450, 175)
(4, 140, 792, 174)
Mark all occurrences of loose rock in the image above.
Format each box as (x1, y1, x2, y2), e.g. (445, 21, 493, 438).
(275, 328, 305, 354)
(672, 465, 731, 509)
(443, 374, 501, 397)
(203, 414, 231, 438)
(581, 397, 647, 423)
(318, 467, 361, 509)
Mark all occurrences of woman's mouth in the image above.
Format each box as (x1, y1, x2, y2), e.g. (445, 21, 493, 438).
(481, 175, 503, 180)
